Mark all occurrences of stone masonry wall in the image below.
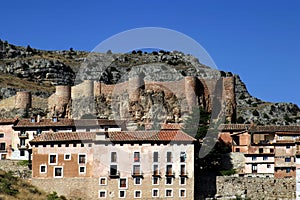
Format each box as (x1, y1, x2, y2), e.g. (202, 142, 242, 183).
(216, 176, 296, 199)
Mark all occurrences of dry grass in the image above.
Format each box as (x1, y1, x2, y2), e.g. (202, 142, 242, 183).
(0, 73, 55, 93)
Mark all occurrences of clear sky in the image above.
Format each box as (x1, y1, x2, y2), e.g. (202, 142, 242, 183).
(1, 0, 300, 105)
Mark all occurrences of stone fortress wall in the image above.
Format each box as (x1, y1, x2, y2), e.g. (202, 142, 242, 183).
(13, 75, 236, 122)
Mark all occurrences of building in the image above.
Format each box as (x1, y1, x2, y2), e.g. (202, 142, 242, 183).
(30, 128, 196, 199)
(11, 117, 125, 160)
(0, 118, 18, 160)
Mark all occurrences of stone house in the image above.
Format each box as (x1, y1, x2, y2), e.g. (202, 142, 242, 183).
(0, 118, 18, 160)
(29, 128, 196, 199)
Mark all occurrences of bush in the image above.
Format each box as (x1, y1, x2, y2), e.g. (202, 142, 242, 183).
(239, 94, 246, 100)
(252, 110, 259, 116)
(47, 191, 67, 200)
(236, 116, 245, 123)
(220, 169, 236, 176)
(17, 160, 29, 166)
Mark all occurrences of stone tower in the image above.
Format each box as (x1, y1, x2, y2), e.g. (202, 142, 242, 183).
(15, 91, 32, 109)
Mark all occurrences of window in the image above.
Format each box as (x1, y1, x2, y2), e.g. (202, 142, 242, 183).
(180, 177, 186, 185)
(31, 117, 35, 123)
(165, 189, 173, 197)
(252, 156, 257, 161)
(287, 146, 290, 149)
(167, 152, 172, 162)
(286, 168, 291, 173)
(78, 154, 86, 164)
(179, 189, 186, 197)
(166, 164, 173, 175)
(20, 150, 25, 157)
(134, 177, 142, 185)
(49, 154, 57, 165)
(270, 148, 274, 153)
(152, 177, 159, 185)
(79, 166, 86, 174)
(73, 143, 77, 147)
(20, 139, 25, 146)
(180, 152, 186, 162)
(259, 148, 263, 153)
(0, 133, 4, 138)
(134, 152, 140, 162)
(52, 117, 58, 122)
(180, 164, 186, 175)
(134, 190, 141, 198)
(153, 151, 158, 162)
(119, 190, 126, 198)
(235, 148, 240, 152)
(119, 178, 128, 189)
(110, 165, 118, 176)
(64, 153, 71, 160)
(111, 152, 117, 162)
(0, 143, 5, 151)
(65, 144, 69, 147)
(263, 156, 268, 161)
(166, 177, 173, 185)
(285, 157, 291, 162)
(99, 177, 107, 185)
(153, 164, 159, 175)
(152, 189, 159, 197)
(54, 167, 63, 178)
(99, 190, 106, 198)
(40, 165, 47, 173)
(133, 165, 141, 175)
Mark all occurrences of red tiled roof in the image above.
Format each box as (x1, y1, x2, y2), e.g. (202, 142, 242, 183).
(218, 124, 251, 131)
(14, 118, 74, 128)
(108, 130, 196, 142)
(249, 125, 300, 133)
(0, 118, 18, 124)
(30, 132, 96, 143)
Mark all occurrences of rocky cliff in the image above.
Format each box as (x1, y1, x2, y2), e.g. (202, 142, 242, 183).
(0, 39, 299, 125)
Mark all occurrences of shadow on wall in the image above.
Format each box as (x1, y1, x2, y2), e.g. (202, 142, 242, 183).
(194, 140, 233, 200)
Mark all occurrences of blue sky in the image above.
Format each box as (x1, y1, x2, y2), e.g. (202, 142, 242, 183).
(1, 1, 300, 105)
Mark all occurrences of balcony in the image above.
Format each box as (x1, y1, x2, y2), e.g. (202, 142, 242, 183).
(179, 171, 189, 177)
(17, 144, 29, 150)
(165, 171, 175, 177)
(131, 171, 144, 178)
(18, 132, 29, 139)
(152, 170, 161, 177)
(108, 170, 120, 178)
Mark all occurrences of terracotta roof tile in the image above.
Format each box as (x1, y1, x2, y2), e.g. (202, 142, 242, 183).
(108, 130, 195, 142)
(218, 124, 251, 131)
(15, 118, 74, 128)
(0, 118, 18, 124)
(30, 132, 96, 143)
(249, 125, 300, 133)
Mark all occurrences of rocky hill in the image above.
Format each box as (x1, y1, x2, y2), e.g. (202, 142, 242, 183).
(0, 39, 299, 125)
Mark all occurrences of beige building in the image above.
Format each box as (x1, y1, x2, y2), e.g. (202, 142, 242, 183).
(30, 128, 195, 199)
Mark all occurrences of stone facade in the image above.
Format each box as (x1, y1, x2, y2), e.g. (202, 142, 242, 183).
(216, 176, 296, 199)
